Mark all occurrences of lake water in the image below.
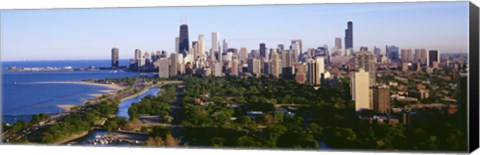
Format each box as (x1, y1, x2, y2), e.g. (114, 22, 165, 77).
(1, 60, 155, 124)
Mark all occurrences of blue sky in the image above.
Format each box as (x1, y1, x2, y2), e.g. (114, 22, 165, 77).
(0, 1, 469, 61)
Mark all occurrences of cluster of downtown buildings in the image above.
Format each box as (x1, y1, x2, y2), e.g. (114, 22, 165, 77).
(110, 21, 466, 127)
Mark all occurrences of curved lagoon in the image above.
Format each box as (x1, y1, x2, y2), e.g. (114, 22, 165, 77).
(70, 87, 160, 146)
(116, 87, 160, 120)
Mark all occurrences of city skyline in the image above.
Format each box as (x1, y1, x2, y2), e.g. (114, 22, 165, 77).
(1, 2, 469, 61)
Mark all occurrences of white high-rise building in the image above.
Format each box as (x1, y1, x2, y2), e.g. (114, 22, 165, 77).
(292, 40, 301, 63)
(198, 34, 205, 57)
(271, 51, 281, 78)
(316, 57, 325, 75)
(212, 32, 219, 53)
(222, 39, 228, 54)
(351, 69, 371, 111)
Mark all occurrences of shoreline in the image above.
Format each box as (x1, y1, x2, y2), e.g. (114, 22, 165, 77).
(57, 104, 78, 112)
(16, 81, 126, 91)
(119, 87, 150, 102)
(54, 131, 89, 145)
(21, 81, 127, 102)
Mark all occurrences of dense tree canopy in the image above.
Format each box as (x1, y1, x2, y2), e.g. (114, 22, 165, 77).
(178, 76, 467, 151)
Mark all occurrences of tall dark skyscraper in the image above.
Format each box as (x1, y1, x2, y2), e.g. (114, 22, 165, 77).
(428, 50, 439, 67)
(179, 24, 189, 57)
(345, 21, 353, 50)
(111, 48, 119, 69)
(259, 43, 266, 58)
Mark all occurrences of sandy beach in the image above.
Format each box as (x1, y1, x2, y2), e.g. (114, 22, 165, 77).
(18, 81, 126, 97)
(18, 81, 125, 90)
(57, 104, 77, 112)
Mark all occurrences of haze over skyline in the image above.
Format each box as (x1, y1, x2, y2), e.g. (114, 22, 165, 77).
(1, 1, 469, 61)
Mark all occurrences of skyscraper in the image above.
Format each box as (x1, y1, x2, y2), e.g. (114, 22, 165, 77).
(111, 48, 119, 69)
(428, 50, 440, 67)
(401, 49, 414, 62)
(169, 53, 178, 77)
(198, 34, 205, 57)
(175, 37, 180, 53)
(307, 58, 323, 86)
(335, 37, 342, 50)
(278, 44, 285, 52)
(291, 40, 303, 54)
(280, 50, 294, 77)
(291, 40, 302, 63)
(307, 59, 319, 86)
(354, 51, 376, 86)
(263, 61, 271, 75)
(345, 21, 353, 51)
(282, 50, 293, 68)
(359, 46, 368, 52)
(317, 57, 325, 74)
(212, 32, 219, 53)
(135, 49, 143, 68)
(386, 45, 400, 62)
(158, 58, 169, 78)
(222, 39, 228, 54)
(143, 51, 151, 66)
(373, 46, 381, 57)
(373, 85, 391, 113)
(248, 58, 261, 77)
(335, 37, 342, 55)
(414, 48, 428, 65)
(239, 47, 248, 63)
(179, 24, 189, 57)
(259, 43, 267, 58)
(352, 69, 371, 111)
(271, 51, 281, 78)
(192, 41, 199, 58)
(231, 59, 239, 76)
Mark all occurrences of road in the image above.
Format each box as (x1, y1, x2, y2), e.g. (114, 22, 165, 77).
(167, 85, 186, 145)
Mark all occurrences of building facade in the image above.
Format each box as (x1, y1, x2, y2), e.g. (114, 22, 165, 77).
(111, 48, 119, 69)
(179, 24, 189, 57)
(345, 21, 353, 51)
(373, 85, 391, 113)
(158, 58, 170, 78)
(352, 69, 371, 111)
(428, 50, 440, 67)
(354, 51, 376, 86)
